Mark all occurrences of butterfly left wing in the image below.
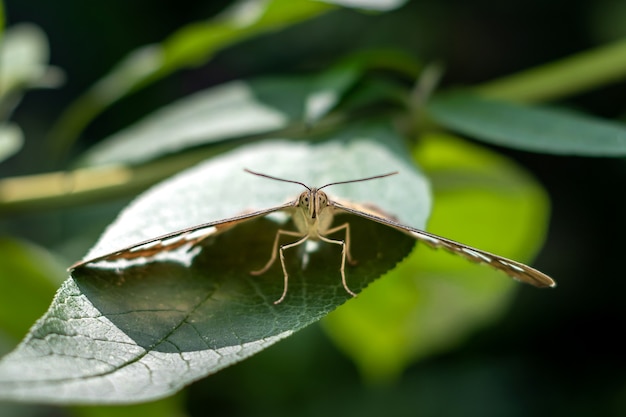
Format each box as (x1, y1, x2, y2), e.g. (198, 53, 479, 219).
(332, 199, 556, 288)
(69, 202, 296, 271)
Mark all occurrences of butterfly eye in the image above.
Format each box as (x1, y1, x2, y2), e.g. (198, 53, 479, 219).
(317, 192, 329, 207)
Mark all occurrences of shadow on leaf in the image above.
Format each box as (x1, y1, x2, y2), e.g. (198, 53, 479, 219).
(72, 214, 415, 353)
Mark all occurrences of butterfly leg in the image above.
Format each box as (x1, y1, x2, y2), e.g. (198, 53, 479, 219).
(319, 222, 357, 298)
(250, 229, 305, 276)
(324, 222, 356, 265)
(274, 235, 309, 304)
(250, 229, 306, 304)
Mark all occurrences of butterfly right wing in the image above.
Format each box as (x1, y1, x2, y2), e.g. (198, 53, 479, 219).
(68, 202, 296, 271)
(332, 199, 555, 288)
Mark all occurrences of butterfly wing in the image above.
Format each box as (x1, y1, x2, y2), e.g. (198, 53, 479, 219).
(332, 199, 555, 288)
(69, 202, 296, 271)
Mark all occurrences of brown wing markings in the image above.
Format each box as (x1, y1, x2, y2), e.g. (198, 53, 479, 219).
(332, 198, 400, 222)
(68, 202, 296, 271)
(332, 200, 555, 288)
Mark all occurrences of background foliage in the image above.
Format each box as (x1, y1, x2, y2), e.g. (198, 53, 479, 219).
(1, 0, 626, 416)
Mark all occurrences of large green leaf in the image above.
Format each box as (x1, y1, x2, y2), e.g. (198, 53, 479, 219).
(427, 91, 626, 156)
(0, 124, 430, 404)
(323, 133, 551, 381)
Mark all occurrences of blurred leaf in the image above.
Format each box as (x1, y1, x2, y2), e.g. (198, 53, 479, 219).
(80, 66, 363, 167)
(319, 0, 408, 11)
(0, 237, 66, 341)
(0, 123, 432, 404)
(0, 123, 22, 162)
(0, 24, 62, 101)
(302, 49, 420, 122)
(0, 23, 47, 98)
(426, 91, 626, 156)
(48, 0, 336, 155)
(304, 62, 362, 124)
(79, 49, 420, 168)
(323, 133, 550, 382)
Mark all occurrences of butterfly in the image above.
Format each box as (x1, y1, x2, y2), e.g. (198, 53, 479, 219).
(69, 169, 556, 304)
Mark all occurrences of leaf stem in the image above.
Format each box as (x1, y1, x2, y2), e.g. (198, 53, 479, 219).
(474, 38, 626, 103)
(0, 151, 211, 216)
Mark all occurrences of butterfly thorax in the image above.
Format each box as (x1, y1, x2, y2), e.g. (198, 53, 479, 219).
(293, 189, 334, 238)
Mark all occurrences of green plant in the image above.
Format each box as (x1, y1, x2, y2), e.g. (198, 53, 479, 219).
(1, 0, 625, 411)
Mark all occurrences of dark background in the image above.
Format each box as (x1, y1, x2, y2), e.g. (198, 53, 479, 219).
(3, 0, 626, 415)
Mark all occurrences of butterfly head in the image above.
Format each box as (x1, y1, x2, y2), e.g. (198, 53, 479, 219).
(244, 168, 398, 223)
(298, 188, 330, 219)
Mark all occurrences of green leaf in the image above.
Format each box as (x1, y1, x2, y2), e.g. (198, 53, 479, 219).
(0, 123, 22, 163)
(0, 123, 431, 404)
(0, 238, 66, 341)
(323, 133, 551, 382)
(80, 68, 363, 167)
(48, 0, 335, 156)
(427, 91, 626, 156)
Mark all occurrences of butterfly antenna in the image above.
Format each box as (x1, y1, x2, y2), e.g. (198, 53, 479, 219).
(244, 168, 311, 190)
(319, 171, 398, 190)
